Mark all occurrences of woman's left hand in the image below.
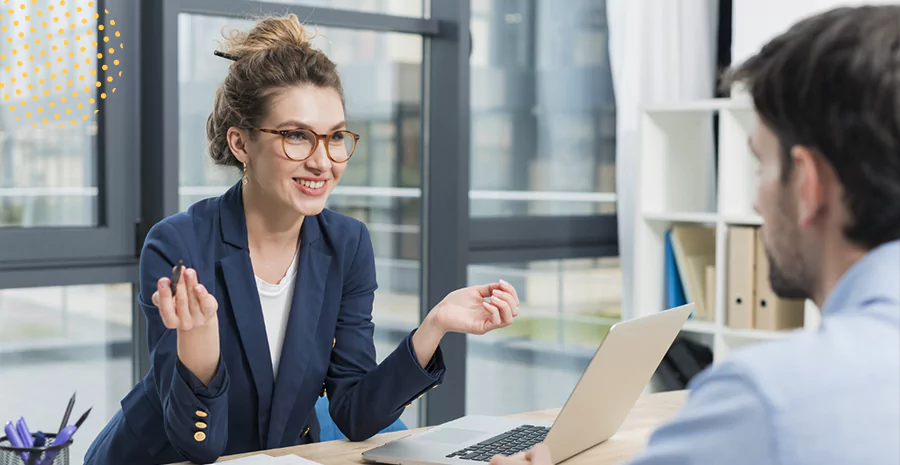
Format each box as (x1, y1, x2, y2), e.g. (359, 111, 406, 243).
(428, 279, 520, 335)
(410, 279, 520, 368)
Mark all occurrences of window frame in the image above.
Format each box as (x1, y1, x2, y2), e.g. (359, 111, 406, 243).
(0, 0, 142, 288)
(428, 0, 619, 424)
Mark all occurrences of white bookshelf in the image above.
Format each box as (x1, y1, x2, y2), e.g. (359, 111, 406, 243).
(633, 97, 820, 362)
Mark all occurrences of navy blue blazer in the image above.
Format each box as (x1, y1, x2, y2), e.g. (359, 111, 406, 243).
(85, 182, 446, 465)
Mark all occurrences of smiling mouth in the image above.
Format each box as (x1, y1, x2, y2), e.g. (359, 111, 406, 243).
(294, 179, 325, 189)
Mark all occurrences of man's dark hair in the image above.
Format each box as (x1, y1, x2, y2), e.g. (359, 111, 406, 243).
(723, 5, 900, 249)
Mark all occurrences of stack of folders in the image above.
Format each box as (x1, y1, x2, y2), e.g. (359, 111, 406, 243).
(726, 226, 805, 330)
(665, 226, 716, 320)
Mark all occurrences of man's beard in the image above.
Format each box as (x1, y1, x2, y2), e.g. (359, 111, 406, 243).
(767, 246, 810, 300)
(764, 193, 812, 301)
(763, 187, 813, 300)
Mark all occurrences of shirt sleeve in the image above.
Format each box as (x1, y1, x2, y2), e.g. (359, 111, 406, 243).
(325, 222, 446, 442)
(625, 362, 780, 465)
(407, 327, 445, 377)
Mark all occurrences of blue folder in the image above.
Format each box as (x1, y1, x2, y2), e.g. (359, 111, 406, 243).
(665, 229, 688, 310)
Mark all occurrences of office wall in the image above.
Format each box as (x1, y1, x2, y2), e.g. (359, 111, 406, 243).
(732, 0, 898, 65)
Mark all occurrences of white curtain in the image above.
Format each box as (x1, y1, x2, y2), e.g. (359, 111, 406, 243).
(606, 0, 719, 319)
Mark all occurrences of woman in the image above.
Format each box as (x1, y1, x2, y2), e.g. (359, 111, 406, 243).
(85, 14, 520, 465)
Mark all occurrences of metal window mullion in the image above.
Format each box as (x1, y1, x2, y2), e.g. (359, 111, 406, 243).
(420, 0, 470, 427)
(172, 0, 439, 36)
(133, 0, 180, 382)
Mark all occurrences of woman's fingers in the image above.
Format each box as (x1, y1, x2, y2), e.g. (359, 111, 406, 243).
(491, 290, 515, 325)
(185, 268, 204, 325)
(154, 266, 216, 331)
(173, 266, 193, 331)
(499, 279, 520, 305)
(473, 283, 496, 299)
(196, 284, 218, 319)
(492, 288, 519, 317)
(482, 300, 502, 327)
(156, 277, 179, 329)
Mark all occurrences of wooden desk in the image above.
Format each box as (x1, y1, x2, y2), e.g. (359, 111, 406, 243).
(213, 390, 686, 465)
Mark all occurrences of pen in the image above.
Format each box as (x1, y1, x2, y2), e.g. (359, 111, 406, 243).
(58, 392, 76, 433)
(25, 435, 43, 465)
(17, 417, 33, 463)
(170, 260, 184, 294)
(41, 425, 76, 464)
(31, 432, 46, 465)
(4, 421, 28, 462)
(17, 417, 33, 448)
(73, 408, 91, 429)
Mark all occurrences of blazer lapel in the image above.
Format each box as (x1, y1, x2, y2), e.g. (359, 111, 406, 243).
(217, 182, 276, 448)
(221, 252, 275, 447)
(266, 217, 331, 449)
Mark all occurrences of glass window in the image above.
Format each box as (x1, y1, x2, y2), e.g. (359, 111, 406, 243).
(0, 0, 106, 227)
(265, 0, 425, 18)
(466, 257, 621, 416)
(177, 15, 424, 427)
(469, 0, 616, 217)
(0, 283, 134, 464)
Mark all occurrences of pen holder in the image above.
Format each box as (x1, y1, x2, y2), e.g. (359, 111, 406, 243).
(0, 434, 70, 465)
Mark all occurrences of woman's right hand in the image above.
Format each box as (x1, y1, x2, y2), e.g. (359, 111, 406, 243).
(151, 266, 219, 331)
(152, 266, 221, 385)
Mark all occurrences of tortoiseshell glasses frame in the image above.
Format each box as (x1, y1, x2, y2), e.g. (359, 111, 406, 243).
(246, 127, 360, 163)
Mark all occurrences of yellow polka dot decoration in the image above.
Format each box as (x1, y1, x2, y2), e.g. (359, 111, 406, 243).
(0, 0, 123, 128)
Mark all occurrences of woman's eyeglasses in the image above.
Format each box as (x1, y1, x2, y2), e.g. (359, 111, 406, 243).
(246, 127, 360, 163)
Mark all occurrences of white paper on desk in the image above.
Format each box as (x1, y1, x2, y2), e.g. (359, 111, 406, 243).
(220, 454, 278, 464)
(268, 454, 322, 465)
(220, 453, 321, 464)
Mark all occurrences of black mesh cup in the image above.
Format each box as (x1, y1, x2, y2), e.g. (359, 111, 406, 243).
(0, 434, 71, 465)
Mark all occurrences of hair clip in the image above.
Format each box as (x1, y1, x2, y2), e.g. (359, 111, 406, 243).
(213, 50, 240, 61)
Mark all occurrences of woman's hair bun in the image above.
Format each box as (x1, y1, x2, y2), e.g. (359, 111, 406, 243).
(218, 13, 312, 60)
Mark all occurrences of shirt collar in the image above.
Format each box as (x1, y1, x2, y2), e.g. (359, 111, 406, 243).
(820, 239, 900, 316)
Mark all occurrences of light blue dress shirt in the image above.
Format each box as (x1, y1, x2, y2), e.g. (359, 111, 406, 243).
(628, 240, 900, 465)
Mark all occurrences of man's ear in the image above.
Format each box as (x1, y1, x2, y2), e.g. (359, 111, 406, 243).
(227, 127, 251, 165)
(790, 145, 827, 228)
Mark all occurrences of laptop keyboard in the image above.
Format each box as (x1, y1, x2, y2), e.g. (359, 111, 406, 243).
(446, 425, 549, 462)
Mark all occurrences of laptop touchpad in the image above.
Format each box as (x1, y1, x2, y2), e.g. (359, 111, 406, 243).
(423, 428, 486, 444)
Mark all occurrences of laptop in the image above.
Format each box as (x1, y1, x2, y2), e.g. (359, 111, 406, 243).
(362, 304, 693, 465)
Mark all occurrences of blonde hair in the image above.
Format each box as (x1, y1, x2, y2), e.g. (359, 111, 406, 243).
(206, 14, 344, 169)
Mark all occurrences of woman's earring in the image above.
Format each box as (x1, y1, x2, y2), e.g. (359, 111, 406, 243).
(242, 163, 249, 185)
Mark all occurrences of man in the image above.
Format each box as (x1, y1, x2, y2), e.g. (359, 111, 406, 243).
(492, 5, 900, 465)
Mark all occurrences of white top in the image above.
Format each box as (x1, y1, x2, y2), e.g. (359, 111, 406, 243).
(255, 248, 300, 380)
